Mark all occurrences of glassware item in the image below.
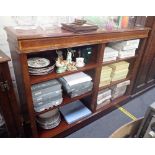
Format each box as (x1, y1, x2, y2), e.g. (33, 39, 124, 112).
(13, 16, 37, 26)
(83, 16, 107, 28)
(134, 16, 146, 28)
(106, 18, 114, 31)
(121, 16, 129, 29)
(128, 16, 137, 28)
(37, 16, 59, 30)
(12, 16, 38, 31)
(80, 46, 93, 64)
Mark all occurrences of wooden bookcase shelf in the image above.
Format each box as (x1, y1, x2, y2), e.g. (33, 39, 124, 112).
(35, 91, 92, 116)
(95, 95, 129, 113)
(5, 27, 150, 138)
(30, 62, 97, 85)
(102, 55, 137, 66)
(99, 76, 132, 91)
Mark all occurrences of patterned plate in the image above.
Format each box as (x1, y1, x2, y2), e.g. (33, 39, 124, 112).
(29, 64, 55, 73)
(28, 57, 50, 68)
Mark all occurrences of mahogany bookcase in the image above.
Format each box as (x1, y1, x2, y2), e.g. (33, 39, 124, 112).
(5, 27, 150, 137)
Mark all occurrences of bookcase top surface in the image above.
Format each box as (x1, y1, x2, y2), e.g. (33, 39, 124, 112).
(5, 26, 150, 40)
(5, 27, 150, 54)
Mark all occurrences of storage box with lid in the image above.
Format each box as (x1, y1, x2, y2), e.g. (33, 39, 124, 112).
(111, 80, 130, 99)
(109, 61, 130, 81)
(108, 39, 140, 51)
(99, 66, 112, 87)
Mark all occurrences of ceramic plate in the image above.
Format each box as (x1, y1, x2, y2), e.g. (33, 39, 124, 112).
(28, 57, 50, 68)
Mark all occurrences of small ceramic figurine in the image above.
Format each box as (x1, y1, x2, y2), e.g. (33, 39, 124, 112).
(66, 49, 72, 64)
(56, 50, 67, 73)
(67, 62, 77, 71)
(66, 49, 77, 71)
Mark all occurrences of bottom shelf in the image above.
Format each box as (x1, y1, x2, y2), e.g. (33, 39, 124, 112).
(95, 95, 129, 112)
(38, 95, 129, 138)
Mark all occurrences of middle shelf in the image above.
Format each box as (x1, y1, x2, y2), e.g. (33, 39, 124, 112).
(35, 91, 92, 116)
(102, 55, 137, 66)
(99, 75, 132, 91)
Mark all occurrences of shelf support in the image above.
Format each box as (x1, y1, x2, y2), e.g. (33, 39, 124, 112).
(90, 43, 106, 111)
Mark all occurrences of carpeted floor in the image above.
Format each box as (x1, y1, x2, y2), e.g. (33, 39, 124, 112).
(67, 87, 155, 138)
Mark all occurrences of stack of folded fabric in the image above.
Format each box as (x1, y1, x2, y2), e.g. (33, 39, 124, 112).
(59, 72, 93, 98)
(99, 66, 112, 87)
(103, 47, 118, 62)
(36, 108, 61, 129)
(31, 79, 63, 112)
(111, 80, 130, 100)
(97, 88, 111, 110)
(109, 61, 130, 82)
(109, 39, 140, 59)
(59, 100, 92, 124)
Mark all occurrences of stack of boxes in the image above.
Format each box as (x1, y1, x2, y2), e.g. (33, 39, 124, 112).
(31, 79, 63, 112)
(109, 61, 130, 82)
(99, 42, 132, 109)
(109, 39, 140, 59)
(97, 89, 111, 110)
(59, 72, 93, 98)
(99, 66, 112, 87)
(97, 80, 130, 109)
(111, 80, 130, 100)
(103, 47, 118, 62)
(99, 61, 129, 87)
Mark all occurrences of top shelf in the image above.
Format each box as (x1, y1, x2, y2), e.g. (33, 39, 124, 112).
(102, 55, 137, 66)
(30, 62, 97, 85)
(5, 27, 150, 53)
(5, 27, 150, 40)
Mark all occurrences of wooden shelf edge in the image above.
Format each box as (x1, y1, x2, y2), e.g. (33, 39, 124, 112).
(102, 55, 137, 66)
(96, 95, 129, 112)
(38, 95, 129, 138)
(99, 76, 131, 91)
(35, 91, 92, 116)
(31, 63, 97, 85)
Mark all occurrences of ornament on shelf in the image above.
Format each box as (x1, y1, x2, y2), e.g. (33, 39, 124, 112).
(67, 61, 77, 71)
(66, 49, 77, 71)
(76, 57, 85, 68)
(56, 49, 77, 73)
(66, 49, 72, 64)
(56, 50, 67, 73)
